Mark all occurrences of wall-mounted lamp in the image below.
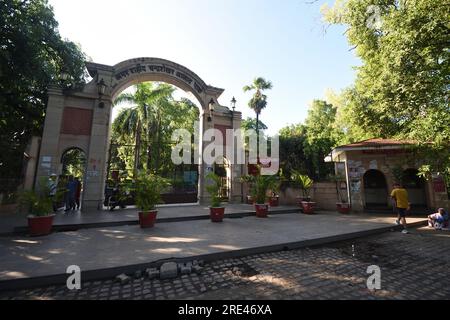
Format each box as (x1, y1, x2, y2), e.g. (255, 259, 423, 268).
(97, 78, 107, 108)
(60, 71, 70, 81)
(207, 98, 215, 122)
(231, 96, 236, 112)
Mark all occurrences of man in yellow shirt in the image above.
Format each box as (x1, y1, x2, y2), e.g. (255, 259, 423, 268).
(391, 183, 410, 234)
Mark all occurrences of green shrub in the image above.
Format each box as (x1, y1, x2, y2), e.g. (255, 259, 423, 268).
(135, 171, 170, 212)
(290, 170, 314, 200)
(18, 177, 53, 216)
(205, 172, 222, 208)
(242, 174, 279, 204)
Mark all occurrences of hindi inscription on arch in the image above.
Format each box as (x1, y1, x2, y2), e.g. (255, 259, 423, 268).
(112, 60, 206, 95)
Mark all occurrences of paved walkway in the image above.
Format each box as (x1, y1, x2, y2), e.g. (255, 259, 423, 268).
(1, 226, 448, 300)
(0, 204, 298, 234)
(0, 212, 426, 284)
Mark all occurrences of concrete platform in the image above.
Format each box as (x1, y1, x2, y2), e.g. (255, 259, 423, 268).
(0, 211, 427, 290)
(0, 204, 299, 235)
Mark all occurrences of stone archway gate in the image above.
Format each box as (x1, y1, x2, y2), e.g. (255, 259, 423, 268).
(36, 57, 243, 211)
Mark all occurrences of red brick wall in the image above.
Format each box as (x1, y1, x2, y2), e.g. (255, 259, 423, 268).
(214, 125, 232, 146)
(60, 107, 93, 136)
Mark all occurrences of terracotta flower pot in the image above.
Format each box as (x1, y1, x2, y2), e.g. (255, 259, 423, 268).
(138, 210, 158, 228)
(209, 207, 225, 222)
(28, 214, 55, 237)
(336, 202, 351, 214)
(269, 196, 279, 207)
(254, 204, 269, 218)
(301, 201, 316, 214)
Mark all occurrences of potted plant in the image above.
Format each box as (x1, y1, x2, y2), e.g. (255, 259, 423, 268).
(291, 170, 316, 214)
(19, 177, 55, 236)
(268, 172, 282, 207)
(243, 174, 277, 218)
(135, 171, 170, 228)
(205, 172, 225, 222)
(241, 175, 255, 204)
(330, 174, 350, 214)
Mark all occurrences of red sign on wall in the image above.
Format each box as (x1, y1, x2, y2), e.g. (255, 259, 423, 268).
(433, 176, 446, 193)
(61, 107, 93, 136)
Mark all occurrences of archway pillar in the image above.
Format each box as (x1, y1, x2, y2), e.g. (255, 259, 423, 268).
(197, 96, 215, 205)
(229, 112, 243, 203)
(36, 86, 66, 183)
(82, 69, 114, 211)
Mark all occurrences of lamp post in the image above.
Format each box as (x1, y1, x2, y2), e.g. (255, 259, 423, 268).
(97, 78, 107, 108)
(230, 96, 237, 203)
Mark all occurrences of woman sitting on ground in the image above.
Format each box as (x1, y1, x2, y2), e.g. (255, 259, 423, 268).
(428, 208, 449, 230)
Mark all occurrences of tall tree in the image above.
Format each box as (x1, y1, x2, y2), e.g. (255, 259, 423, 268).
(303, 100, 342, 179)
(243, 77, 273, 162)
(241, 117, 268, 132)
(322, 0, 450, 173)
(113, 83, 175, 176)
(0, 0, 86, 199)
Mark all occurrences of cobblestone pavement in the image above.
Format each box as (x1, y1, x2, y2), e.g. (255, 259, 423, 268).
(1, 227, 449, 300)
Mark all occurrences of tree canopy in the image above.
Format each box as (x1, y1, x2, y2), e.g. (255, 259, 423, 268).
(321, 0, 449, 176)
(111, 83, 199, 182)
(0, 0, 86, 197)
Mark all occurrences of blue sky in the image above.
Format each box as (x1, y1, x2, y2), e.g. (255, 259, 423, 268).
(49, 0, 360, 135)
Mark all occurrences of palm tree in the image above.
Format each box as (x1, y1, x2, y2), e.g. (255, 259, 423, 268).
(243, 77, 273, 162)
(113, 83, 175, 176)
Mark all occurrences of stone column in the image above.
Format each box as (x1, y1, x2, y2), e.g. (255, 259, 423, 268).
(81, 69, 114, 211)
(82, 95, 112, 211)
(198, 106, 214, 205)
(230, 112, 243, 203)
(35, 86, 65, 184)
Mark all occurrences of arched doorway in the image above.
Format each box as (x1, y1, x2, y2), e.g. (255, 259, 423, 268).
(363, 169, 388, 208)
(402, 168, 427, 207)
(214, 157, 231, 201)
(60, 147, 87, 211)
(107, 81, 201, 205)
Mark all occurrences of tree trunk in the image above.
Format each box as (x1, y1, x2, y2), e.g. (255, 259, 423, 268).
(146, 143, 152, 172)
(134, 122, 142, 179)
(256, 112, 260, 164)
(155, 112, 161, 174)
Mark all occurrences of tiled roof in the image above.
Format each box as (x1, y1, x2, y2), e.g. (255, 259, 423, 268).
(336, 138, 416, 149)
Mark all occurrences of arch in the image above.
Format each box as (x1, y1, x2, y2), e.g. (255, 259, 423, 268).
(86, 57, 224, 108)
(402, 168, 427, 206)
(37, 57, 242, 211)
(363, 169, 388, 207)
(60, 147, 86, 165)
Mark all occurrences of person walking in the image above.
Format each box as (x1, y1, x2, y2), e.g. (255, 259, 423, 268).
(391, 183, 410, 234)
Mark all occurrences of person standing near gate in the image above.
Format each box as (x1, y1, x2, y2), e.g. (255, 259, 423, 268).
(48, 173, 58, 212)
(391, 183, 410, 234)
(65, 176, 77, 212)
(74, 177, 82, 210)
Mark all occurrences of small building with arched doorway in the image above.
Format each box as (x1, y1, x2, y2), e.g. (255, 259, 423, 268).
(327, 138, 449, 213)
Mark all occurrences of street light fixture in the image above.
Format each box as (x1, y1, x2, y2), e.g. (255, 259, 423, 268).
(231, 96, 236, 112)
(97, 78, 107, 108)
(60, 71, 70, 81)
(208, 98, 215, 122)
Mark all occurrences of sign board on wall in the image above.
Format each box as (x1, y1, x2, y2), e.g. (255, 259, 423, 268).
(432, 175, 446, 193)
